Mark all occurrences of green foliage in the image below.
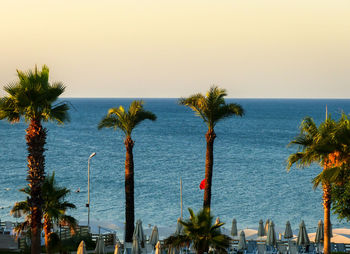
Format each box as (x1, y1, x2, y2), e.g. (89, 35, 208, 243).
(0, 65, 69, 124)
(12, 172, 77, 247)
(287, 116, 338, 172)
(164, 208, 230, 254)
(331, 168, 350, 221)
(58, 234, 95, 251)
(98, 100, 156, 136)
(288, 113, 350, 221)
(179, 86, 244, 130)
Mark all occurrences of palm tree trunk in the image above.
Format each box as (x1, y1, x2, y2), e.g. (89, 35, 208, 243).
(26, 119, 46, 254)
(323, 182, 331, 254)
(124, 136, 135, 243)
(43, 217, 52, 254)
(203, 129, 216, 209)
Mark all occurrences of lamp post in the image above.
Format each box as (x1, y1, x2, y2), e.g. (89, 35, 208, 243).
(87, 152, 96, 229)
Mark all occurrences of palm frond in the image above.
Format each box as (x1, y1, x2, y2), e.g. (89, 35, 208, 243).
(98, 100, 156, 137)
(179, 86, 243, 130)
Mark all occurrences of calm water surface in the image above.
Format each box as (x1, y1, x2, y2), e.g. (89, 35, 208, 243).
(1, 98, 350, 235)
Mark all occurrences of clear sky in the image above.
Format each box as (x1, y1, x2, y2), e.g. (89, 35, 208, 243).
(0, 0, 349, 98)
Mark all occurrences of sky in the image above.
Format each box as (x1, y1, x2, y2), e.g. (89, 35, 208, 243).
(0, 0, 349, 98)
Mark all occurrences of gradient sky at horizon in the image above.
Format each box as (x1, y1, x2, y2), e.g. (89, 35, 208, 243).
(0, 0, 349, 98)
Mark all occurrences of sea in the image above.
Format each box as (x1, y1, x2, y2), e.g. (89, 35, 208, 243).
(1, 98, 350, 238)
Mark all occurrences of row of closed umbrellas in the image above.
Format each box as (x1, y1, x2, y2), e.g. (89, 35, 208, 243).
(235, 219, 329, 249)
(77, 218, 329, 253)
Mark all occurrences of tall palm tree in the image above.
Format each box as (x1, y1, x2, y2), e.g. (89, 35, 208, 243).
(179, 86, 244, 209)
(98, 100, 156, 243)
(313, 113, 350, 221)
(0, 65, 69, 253)
(12, 172, 77, 253)
(164, 208, 230, 254)
(287, 116, 345, 254)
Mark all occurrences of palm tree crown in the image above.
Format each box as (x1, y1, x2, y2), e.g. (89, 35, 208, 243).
(98, 100, 156, 136)
(179, 86, 244, 130)
(164, 208, 230, 254)
(0, 65, 69, 123)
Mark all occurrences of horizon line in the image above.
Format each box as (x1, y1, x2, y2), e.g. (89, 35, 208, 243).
(60, 97, 350, 100)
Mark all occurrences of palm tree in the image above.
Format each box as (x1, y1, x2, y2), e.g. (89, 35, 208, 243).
(164, 208, 230, 254)
(313, 113, 350, 221)
(287, 115, 346, 254)
(179, 86, 244, 209)
(0, 65, 69, 253)
(98, 100, 156, 243)
(12, 172, 77, 253)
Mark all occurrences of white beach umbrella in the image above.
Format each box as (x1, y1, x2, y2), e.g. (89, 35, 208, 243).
(315, 220, 324, 243)
(155, 241, 162, 254)
(175, 217, 184, 236)
(284, 221, 293, 239)
(215, 217, 221, 233)
(133, 219, 146, 248)
(95, 236, 106, 254)
(264, 219, 270, 236)
(149, 225, 159, 247)
(297, 220, 310, 247)
(258, 219, 265, 237)
(114, 243, 122, 254)
(231, 218, 238, 237)
(132, 235, 141, 254)
(238, 231, 247, 250)
(77, 240, 87, 254)
(266, 221, 276, 247)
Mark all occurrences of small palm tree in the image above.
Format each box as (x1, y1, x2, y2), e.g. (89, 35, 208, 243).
(12, 172, 77, 253)
(98, 100, 156, 242)
(179, 86, 244, 208)
(164, 208, 230, 254)
(287, 115, 348, 254)
(0, 65, 69, 253)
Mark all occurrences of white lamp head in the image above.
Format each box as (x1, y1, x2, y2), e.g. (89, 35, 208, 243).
(89, 152, 96, 158)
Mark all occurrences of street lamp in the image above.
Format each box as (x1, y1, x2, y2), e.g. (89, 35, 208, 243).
(87, 152, 96, 229)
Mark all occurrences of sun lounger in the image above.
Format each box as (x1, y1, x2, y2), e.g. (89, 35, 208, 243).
(331, 243, 337, 253)
(276, 242, 287, 254)
(288, 241, 299, 254)
(246, 240, 258, 254)
(257, 244, 265, 254)
(336, 243, 346, 252)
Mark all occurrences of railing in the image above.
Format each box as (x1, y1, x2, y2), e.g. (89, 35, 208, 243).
(92, 233, 117, 246)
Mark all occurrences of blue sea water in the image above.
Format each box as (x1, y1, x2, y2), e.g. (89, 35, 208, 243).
(1, 98, 350, 235)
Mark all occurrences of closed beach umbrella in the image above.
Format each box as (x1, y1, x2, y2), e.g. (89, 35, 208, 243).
(297, 220, 310, 246)
(132, 235, 141, 254)
(238, 231, 247, 250)
(231, 218, 238, 237)
(264, 219, 270, 236)
(284, 221, 293, 239)
(330, 223, 333, 238)
(155, 241, 162, 254)
(133, 220, 146, 248)
(114, 243, 121, 254)
(149, 225, 159, 247)
(215, 217, 221, 233)
(77, 241, 87, 254)
(258, 219, 265, 237)
(315, 220, 324, 243)
(266, 221, 276, 247)
(95, 236, 106, 254)
(175, 217, 184, 236)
